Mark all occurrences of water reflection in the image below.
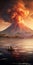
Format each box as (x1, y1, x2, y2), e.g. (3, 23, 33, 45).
(0, 38, 33, 52)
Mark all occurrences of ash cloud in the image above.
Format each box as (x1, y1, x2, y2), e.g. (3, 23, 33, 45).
(0, 0, 18, 21)
(23, 0, 33, 10)
(0, 0, 33, 22)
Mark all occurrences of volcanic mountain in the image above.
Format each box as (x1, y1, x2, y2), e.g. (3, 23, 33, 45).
(0, 0, 33, 38)
(0, 21, 33, 38)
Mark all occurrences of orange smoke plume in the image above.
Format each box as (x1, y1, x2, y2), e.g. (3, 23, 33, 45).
(11, 2, 29, 28)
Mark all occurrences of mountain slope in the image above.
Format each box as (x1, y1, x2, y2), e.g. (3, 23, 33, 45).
(0, 22, 33, 37)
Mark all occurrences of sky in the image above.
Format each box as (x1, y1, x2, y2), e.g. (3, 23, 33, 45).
(0, 0, 33, 18)
(0, 0, 33, 33)
(0, 0, 33, 13)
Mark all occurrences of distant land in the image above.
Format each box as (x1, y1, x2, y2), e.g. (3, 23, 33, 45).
(0, 33, 33, 39)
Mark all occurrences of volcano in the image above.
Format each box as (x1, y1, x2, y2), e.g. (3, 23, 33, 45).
(0, 1, 33, 37)
(0, 21, 33, 38)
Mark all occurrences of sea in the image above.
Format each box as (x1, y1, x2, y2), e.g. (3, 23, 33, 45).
(0, 37, 33, 65)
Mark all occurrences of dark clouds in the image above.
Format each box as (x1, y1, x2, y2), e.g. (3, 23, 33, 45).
(0, 0, 33, 21)
(0, 0, 18, 21)
(0, 0, 18, 13)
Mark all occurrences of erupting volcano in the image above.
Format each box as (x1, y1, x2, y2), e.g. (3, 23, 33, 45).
(0, 1, 33, 33)
(11, 2, 33, 31)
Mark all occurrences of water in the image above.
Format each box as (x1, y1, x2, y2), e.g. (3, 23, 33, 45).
(0, 38, 33, 64)
(11, 63, 32, 65)
(0, 38, 33, 52)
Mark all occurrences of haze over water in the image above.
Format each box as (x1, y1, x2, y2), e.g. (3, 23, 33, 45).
(0, 37, 33, 53)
